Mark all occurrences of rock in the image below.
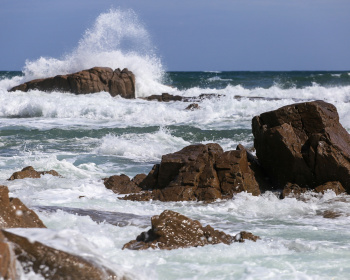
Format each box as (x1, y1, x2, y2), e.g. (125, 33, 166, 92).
(314, 181, 345, 195)
(103, 174, 141, 194)
(8, 166, 60, 180)
(185, 103, 200, 110)
(1, 230, 119, 280)
(234, 231, 261, 243)
(0, 232, 17, 280)
(122, 143, 260, 202)
(9, 67, 135, 99)
(280, 183, 308, 199)
(146, 93, 183, 102)
(252, 100, 350, 192)
(0, 185, 46, 229)
(122, 210, 235, 250)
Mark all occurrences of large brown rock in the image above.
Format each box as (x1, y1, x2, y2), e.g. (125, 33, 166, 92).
(0, 185, 46, 229)
(0, 232, 17, 280)
(123, 210, 259, 250)
(8, 166, 60, 180)
(252, 100, 350, 192)
(103, 174, 142, 194)
(9, 67, 135, 99)
(1, 230, 120, 280)
(122, 143, 260, 202)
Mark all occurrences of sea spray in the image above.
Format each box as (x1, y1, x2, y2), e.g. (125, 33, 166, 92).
(18, 8, 169, 97)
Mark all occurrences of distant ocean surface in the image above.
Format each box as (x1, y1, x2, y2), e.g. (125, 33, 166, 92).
(1, 8, 350, 280)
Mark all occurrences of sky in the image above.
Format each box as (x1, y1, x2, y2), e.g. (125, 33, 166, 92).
(1, 0, 350, 71)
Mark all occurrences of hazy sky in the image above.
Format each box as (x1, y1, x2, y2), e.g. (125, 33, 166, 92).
(1, 0, 350, 71)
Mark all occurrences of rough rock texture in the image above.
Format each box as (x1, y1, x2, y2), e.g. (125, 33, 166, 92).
(234, 231, 261, 243)
(8, 166, 60, 180)
(122, 143, 260, 202)
(280, 183, 308, 199)
(0, 185, 46, 229)
(9, 67, 135, 99)
(314, 181, 345, 195)
(123, 210, 259, 250)
(103, 174, 142, 194)
(0, 232, 17, 280)
(1, 230, 119, 280)
(252, 100, 350, 192)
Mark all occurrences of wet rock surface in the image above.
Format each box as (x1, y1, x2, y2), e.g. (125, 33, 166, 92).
(104, 174, 142, 194)
(0, 232, 17, 280)
(121, 143, 260, 202)
(9, 67, 135, 99)
(1, 230, 119, 280)
(252, 100, 350, 192)
(8, 166, 60, 180)
(0, 185, 46, 229)
(123, 210, 260, 250)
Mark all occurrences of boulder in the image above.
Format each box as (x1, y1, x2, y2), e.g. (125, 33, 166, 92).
(314, 181, 345, 195)
(8, 166, 60, 180)
(123, 210, 260, 250)
(0, 185, 46, 229)
(1, 230, 119, 280)
(103, 174, 142, 194)
(280, 183, 308, 199)
(252, 100, 350, 192)
(122, 143, 260, 202)
(9, 67, 135, 99)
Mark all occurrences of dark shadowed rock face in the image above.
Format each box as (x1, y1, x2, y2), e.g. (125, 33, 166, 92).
(252, 100, 350, 192)
(123, 210, 259, 250)
(118, 143, 260, 202)
(0, 185, 46, 229)
(1, 230, 119, 280)
(8, 166, 60, 180)
(9, 67, 135, 99)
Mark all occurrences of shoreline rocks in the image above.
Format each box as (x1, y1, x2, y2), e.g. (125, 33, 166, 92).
(9, 67, 135, 99)
(123, 210, 259, 250)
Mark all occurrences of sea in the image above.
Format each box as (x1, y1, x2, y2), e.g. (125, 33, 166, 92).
(1, 9, 350, 280)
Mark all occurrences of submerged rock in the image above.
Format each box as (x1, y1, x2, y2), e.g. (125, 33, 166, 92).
(1, 230, 120, 280)
(252, 100, 350, 192)
(8, 166, 60, 180)
(120, 143, 260, 202)
(123, 210, 259, 250)
(0, 185, 46, 229)
(9, 67, 135, 99)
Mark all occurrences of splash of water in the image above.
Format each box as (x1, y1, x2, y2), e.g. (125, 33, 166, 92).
(22, 8, 169, 97)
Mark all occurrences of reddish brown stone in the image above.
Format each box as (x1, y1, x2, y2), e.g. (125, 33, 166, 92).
(234, 231, 261, 243)
(9, 67, 135, 99)
(103, 174, 141, 194)
(1, 230, 118, 280)
(122, 143, 261, 202)
(122, 210, 234, 250)
(0, 185, 46, 229)
(8, 166, 60, 180)
(281, 183, 308, 199)
(252, 101, 350, 192)
(0, 232, 17, 280)
(314, 181, 345, 195)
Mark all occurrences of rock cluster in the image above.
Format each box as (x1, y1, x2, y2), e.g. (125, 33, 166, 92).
(123, 210, 259, 250)
(8, 166, 60, 180)
(104, 143, 260, 202)
(9, 67, 135, 99)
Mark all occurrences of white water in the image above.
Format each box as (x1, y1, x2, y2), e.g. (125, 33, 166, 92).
(2, 7, 350, 280)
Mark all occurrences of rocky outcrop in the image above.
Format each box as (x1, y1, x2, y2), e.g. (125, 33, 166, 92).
(314, 181, 345, 195)
(120, 143, 260, 202)
(0, 185, 46, 229)
(123, 210, 259, 250)
(1, 230, 119, 280)
(9, 67, 135, 99)
(8, 166, 60, 180)
(252, 100, 350, 192)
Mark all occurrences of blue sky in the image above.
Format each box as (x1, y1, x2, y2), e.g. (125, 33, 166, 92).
(1, 0, 350, 71)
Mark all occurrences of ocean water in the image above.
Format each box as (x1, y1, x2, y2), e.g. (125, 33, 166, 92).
(2, 8, 350, 280)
